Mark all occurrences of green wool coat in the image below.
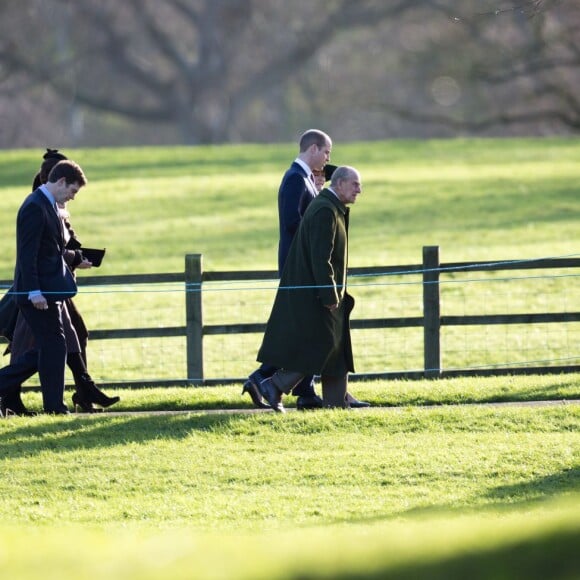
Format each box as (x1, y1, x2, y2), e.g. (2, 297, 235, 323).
(257, 189, 355, 376)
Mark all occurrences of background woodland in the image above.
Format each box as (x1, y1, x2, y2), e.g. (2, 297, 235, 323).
(1, 0, 578, 148)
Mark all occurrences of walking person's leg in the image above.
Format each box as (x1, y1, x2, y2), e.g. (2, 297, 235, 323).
(259, 369, 306, 413)
(321, 374, 348, 408)
(19, 302, 68, 413)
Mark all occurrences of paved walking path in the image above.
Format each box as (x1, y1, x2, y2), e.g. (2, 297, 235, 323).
(65, 398, 580, 417)
(2, 399, 578, 419)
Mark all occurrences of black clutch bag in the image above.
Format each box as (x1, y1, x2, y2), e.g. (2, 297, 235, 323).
(81, 248, 106, 267)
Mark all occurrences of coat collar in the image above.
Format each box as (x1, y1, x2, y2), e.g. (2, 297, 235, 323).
(319, 188, 348, 215)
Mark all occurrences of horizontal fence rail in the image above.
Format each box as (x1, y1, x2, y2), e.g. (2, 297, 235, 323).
(1, 247, 579, 388)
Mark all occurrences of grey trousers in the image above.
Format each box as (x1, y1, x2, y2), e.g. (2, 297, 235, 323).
(270, 369, 348, 408)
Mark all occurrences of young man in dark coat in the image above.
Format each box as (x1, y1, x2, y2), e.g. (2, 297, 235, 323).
(0, 161, 86, 414)
(257, 166, 362, 413)
(0, 150, 119, 416)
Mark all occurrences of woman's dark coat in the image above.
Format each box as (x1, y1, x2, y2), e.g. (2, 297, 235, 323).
(258, 189, 355, 376)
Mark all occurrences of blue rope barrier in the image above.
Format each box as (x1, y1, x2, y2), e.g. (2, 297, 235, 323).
(1, 252, 579, 294)
(2, 269, 579, 295)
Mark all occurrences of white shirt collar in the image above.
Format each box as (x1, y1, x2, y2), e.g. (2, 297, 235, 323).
(294, 157, 312, 179)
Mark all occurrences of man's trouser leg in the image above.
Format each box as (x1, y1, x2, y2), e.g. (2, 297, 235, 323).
(290, 375, 316, 398)
(19, 302, 67, 412)
(270, 370, 348, 408)
(270, 369, 305, 394)
(0, 348, 39, 397)
(321, 374, 348, 408)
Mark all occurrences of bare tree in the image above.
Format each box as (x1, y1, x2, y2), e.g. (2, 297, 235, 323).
(0, 0, 577, 146)
(371, 0, 580, 134)
(0, 0, 428, 144)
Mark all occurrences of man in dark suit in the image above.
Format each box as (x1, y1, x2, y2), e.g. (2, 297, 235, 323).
(242, 129, 332, 410)
(277, 129, 332, 275)
(0, 160, 87, 415)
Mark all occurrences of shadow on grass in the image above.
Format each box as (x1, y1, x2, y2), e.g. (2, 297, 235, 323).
(0, 412, 252, 459)
(482, 379, 580, 404)
(326, 525, 580, 580)
(317, 467, 580, 531)
(395, 468, 580, 520)
(393, 379, 580, 407)
(484, 467, 580, 502)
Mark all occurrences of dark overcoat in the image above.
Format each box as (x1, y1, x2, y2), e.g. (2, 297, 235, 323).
(258, 189, 355, 376)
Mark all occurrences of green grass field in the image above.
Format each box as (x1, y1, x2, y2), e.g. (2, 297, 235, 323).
(1, 137, 578, 275)
(0, 390, 578, 579)
(0, 138, 579, 578)
(2, 137, 578, 383)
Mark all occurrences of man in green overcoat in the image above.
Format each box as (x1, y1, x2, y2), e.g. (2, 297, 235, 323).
(257, 166, 362, 412)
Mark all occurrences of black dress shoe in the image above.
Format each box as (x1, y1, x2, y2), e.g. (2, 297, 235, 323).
(296, 394, 324, 411)
(259, 378, 285, 413)
(349, 399, 371, 408)
(0, 396, 38, 417)
(1, 402, 33, 418)
(44, 407, 70, 415)
(345, 393, 371, 408)
(241, 379, 270, 409)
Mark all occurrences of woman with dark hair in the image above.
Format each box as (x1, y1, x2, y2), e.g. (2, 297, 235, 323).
(32, 148, 67, 190)
(0, 149, 119, 415)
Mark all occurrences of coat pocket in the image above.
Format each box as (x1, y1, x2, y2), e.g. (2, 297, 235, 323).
(41, 263, 78, 302)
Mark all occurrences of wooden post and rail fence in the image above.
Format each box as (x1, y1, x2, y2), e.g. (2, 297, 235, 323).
(1, 247, 579, 387)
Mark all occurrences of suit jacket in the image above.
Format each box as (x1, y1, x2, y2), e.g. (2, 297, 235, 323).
(277, 161, 318, 274)
(259, 189, 355, 376)
(13, 189, 77, 305)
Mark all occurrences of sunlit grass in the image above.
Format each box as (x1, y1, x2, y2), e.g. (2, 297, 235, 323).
(0, 498, 578, 580)
(1, 139, 579, 579)
(1, 138, 579, 275)
(1, 138, 579, 383)
(0, 399, 578, 577)
(1, 402, 578, 531)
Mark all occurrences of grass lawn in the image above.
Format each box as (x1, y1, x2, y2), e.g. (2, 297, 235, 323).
(0, 139, 580, 382)
(1, 137, 579, 382)
(0, 139, 579, 578)
(0, 386, 578, 578)
(1, 137, 578, 275)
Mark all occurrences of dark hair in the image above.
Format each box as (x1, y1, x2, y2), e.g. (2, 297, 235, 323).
(299, 129, 331, 152)
(47, 160, 87, 187)
(33, 148, 68, 189)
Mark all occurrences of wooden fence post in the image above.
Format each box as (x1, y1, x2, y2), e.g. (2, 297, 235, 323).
(423, 246, 441, 378)
(185, 254, 204, 382)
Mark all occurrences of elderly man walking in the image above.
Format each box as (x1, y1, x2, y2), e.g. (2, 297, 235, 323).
(256, 166, 362, 413)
